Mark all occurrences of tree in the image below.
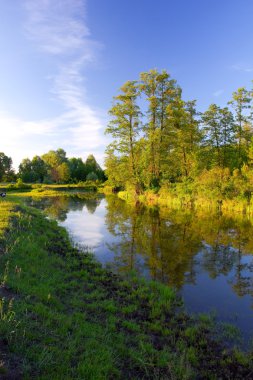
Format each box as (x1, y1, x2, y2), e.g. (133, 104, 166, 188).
(42, 149, 67, 182)
(57, 162, 71, 183)
(31, 156, 47, 183)
(104, 145, 127, 188)
(202, 104, 235, 169)
(42, 149, 66, 168)
(0, 152, 13, 181)
(106, 81, 141, 187)
(139, 69, 180, 186)
(165, 98, 201, 179)
(219, 107, 236, 168)
(18, 158, 33, 182)
(86, 171, 98, 181)
(228, 87, 251, 166)
(68, 157, 86, 182)
(18, 156, 47, 183)
(85, 154, 105, 181)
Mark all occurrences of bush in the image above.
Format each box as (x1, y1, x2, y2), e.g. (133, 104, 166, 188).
(7, 179, 32, 190)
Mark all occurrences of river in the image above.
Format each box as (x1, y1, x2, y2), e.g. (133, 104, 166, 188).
(24, 194, 253, 347)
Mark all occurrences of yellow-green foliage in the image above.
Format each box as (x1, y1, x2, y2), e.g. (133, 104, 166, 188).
(101, 185, 114, 194)
(116, 167, 253, 215)
(0, 201, 15, 236)
(118, 190, 136, 202)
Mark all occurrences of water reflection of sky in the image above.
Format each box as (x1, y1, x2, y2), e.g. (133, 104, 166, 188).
(61, 210, 104, 246)
(181, 259, 253, 344)
(59, 199, 118, 265)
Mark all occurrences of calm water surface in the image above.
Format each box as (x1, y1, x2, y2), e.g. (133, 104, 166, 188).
(25, 194, 253, 346)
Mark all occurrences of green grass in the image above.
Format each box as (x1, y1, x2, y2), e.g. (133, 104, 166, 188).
(0, 200, 17, 237)
(0, 182, 99, 198)
(0, 199, 252, 379)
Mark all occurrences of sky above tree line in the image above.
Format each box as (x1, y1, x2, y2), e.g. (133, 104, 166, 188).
(1, 0, 253, 170)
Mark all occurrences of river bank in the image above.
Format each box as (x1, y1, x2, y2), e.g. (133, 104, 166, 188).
(0, 197, 252, 379)
(117, 188, 253, 216)
(0, 182, 101, 198)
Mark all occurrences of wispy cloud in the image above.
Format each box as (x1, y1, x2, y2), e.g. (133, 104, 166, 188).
(213, 89, 224, 97)
(1, 0, 107, 169)
(24, 0, 92, 56)
(230, 63, 253, 73)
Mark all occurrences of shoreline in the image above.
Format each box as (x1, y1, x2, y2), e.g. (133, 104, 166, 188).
(117, 189, 253, 217)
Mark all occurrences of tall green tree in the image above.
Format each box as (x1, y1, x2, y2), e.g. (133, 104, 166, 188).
(228, 87, 251, 166)
(166, 99, 201, 179)
(202, 104, 235, 169)
(139, 69, 180, 186)
(106, 81, 141, 187)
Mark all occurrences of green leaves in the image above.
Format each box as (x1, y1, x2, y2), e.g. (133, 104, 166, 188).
(106, 69, 253, 192)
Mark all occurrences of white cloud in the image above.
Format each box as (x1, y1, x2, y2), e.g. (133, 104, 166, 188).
(1, 0, 107, 170)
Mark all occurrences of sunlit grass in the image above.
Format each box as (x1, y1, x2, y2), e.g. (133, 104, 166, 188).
(0, 200, 16, 236)
(2, 183, 100, 198)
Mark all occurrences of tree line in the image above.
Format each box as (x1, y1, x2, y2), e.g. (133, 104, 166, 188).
(105, 69, 253, 200)
(0, 149, 105, 183)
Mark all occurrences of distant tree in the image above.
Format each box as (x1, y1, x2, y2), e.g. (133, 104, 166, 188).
(42, 148, 67, 182)
(68, 158, 86, 182)
(56, 148, 67, 163)
(18, 158, 34, 182)
(85, 154, 105, 181)
(57, 162, 71, 183)
(86, 171, 98, 181)
(42, 149, 66, 168)
(0, 152, 13, 182)
(19, 156, 47, 183)
(31, 156, 47, 183)
(2, 169, 16, 182)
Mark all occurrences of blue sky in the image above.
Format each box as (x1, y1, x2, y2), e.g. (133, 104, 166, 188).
(1, 0, 253, 170)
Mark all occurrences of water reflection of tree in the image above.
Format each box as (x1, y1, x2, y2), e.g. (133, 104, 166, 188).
(24, 197, 70, 221)
(26, 195, 102, 221)
(105, 196, 253, 302)
(105, 197, 202, 287)
(85, 198, 102, 214)
(105, 196, 145, 275)
(137, 208, 201, 287)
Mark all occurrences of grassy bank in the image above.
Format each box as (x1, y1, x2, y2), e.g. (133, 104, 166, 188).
(0, 182, 101, 198)
(118, 189, 253, 216)
(0, 199, 252, 379)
